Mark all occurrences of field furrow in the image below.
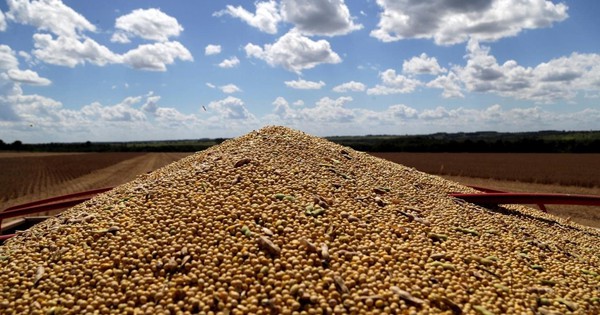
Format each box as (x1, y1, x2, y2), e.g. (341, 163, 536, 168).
(0, 153, 190, 210)
(372, 152, 600, 188)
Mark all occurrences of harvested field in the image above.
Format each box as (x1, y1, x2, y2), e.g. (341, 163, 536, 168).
(1, 126, 598, 314)
(371, 153, 600, 188)
(0, 153, 191, 210)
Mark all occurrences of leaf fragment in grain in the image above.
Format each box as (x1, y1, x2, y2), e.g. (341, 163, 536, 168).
(390, 286, 424, 306)
(241, 225, 252, 237)
(581, 269, 599, 276)
(262, 227, 274, 236)
(428, 233, 448, 242)
(373, 187, 389, 194)
(470, 270, 485, 280)
(473, 305, 494, 315)
(528, 239, 551, 251)
(320, 243, 330, 263)
(92, 226, 119, 235)
(538, 307, 561, 315)
(234, 158, 251, 168)
(397, 210, 417, 223)
(33, 265, 44, 286)
(300, 238, 318, 253)
(531, 264, 545, 271)
(454, 226, 479, 236)
(431, 296, 462, 314)
(528, 287, 553, 294)
(374, 197, 386, 207)
(477, 266, 500, 278)
(537, 298, 552, 306)
(540, 279, 557, 286)
(305, 205, 326, 217)
(556, 298, 578, 311)
(430, 261, 456, 271)
(180, 255, 191, 268)
(466, 255, 494, 266)
(430, 252, 448, 261)
(347, 215, 360, 223)
(333, 275, 349, 294)
(258, 236, 281, 256)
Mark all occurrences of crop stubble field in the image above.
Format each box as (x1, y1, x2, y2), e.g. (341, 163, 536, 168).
(372, 153, 600, 188)
(0, 152, 190, 210)
(1, 152, 599, 227)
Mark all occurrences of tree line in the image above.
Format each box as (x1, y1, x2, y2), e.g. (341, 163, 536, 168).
(1, 131, 599, 153)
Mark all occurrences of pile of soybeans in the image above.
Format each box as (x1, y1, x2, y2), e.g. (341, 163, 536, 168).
(1, 126, 599, 315)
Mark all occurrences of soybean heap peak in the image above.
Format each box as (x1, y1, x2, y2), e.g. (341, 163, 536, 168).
(1, 126, 599, 314)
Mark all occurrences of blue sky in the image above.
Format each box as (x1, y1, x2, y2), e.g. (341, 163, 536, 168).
(0, 0, 599, 142)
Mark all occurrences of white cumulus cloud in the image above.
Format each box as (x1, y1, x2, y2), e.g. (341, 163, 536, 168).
(7, 2, 192, 72)
(280, 0, 362, 36)
(154, 107, 197, 126)
(0, 45, 19, 70)
(284, 79, 325, 90)
(7, 69, 51, 86)
(112, 8, 183, 42)
(213, 0, 281, 34)
(32, 33, 120, 67)
(207, 96, 253, 120)
(6, 0, 96, 37)
(332, 81, 366, 92)
(205, 44, 222, 55)
(218, 56, 240, 68)
(367, 69, 421, 95)
(245, 30, 341, 73)
(427, 40, 600, 103)
(0, 9, 6, 31)
(121, 41, 193, 71)
(110, 32, 130, 44)
(81, 97, 146, 122)
(371, 0, 569, 45)
(426, 72, 464, 98)
(220, 84, 242, 94)
(270, 96, 356, 124)
(403, 53, 447, 75)
(140, 94, 161, 114)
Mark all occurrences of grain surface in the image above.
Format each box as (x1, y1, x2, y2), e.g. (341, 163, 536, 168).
(1, 126, 598, 314)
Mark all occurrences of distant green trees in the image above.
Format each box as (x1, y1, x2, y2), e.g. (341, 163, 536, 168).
(1, 130, 599, 153)
(329, 131, 600, 153)
(0, 140, 24, 150)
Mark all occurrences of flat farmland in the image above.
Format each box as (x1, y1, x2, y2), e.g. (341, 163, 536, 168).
(371, 153, 600, 188)
(0, 152, 191, 210)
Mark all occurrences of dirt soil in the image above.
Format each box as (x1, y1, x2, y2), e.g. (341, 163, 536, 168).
(1, 153, 191, 210)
